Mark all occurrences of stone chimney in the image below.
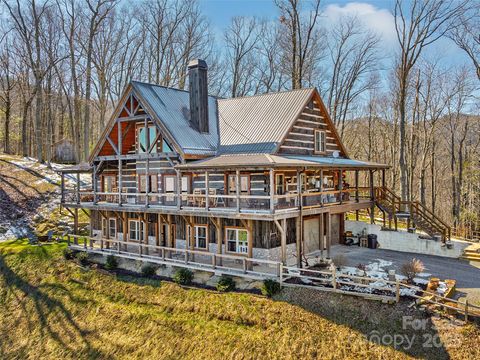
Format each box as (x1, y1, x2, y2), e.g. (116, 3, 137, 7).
(187, 59, 209, 133)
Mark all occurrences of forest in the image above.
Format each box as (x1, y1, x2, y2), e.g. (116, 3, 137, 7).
(0, 0, 478, 237)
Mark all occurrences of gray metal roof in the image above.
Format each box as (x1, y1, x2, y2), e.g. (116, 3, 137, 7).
(176, 154, 389, 170)
(132, 81, 219, 155)
(217, 88, 314, 152)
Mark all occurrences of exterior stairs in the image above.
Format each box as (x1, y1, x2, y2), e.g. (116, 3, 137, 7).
(461, 244, 480, 262)
(375, 187, 451, 243)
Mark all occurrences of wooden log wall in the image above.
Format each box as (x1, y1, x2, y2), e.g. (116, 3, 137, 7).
(279, 98, 343, 156)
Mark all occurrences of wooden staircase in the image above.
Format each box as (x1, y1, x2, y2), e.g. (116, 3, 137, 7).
(461, 244, 480, 262)
(375, 187, 451, 243)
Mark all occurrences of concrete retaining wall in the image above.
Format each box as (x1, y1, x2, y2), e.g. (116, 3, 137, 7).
(345, 221, 469, 258)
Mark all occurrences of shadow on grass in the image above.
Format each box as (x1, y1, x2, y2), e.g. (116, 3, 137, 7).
(0, 158, 60, 187)
(0, 254, 108, 359)
(277, 288, 452, 359)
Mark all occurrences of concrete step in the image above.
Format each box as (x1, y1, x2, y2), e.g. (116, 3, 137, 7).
(461, 255, 480, 262)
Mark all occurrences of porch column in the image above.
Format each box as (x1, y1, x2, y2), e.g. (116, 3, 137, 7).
(159, 214, 164, 246)
(295, 216, 301, 267)
(248, 220, 254, 259)
(319, 169, 324, 206)
(145, 118, 150, 207)
(74, 208, 79, 235)
(61, 172, 65, 203)
(123, 212, 128, 251)
(143, 213, 149, 255)
(354, 170, 359, 203)
(296, 170, 302, 208)
(118, 119, 122, 206)
(76, 173, 80, 204)
(93, 164, 98, 204)
(325, 212, 331, 259)
(155, 214, 160, 247)
(176, 171, 181, 209)
(319, 213, 324, 260)
(235, 169, 240, 212)
(338, 169, 343, 204)
(205, 171, 209, 210)
(369, 170, 375, 224)
(269, 169, 274, 213)
(274, 219, 287, 265)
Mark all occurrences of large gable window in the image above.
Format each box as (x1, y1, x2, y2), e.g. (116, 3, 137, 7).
(138, 125, 157, 154)
(314, 130, 326, 154)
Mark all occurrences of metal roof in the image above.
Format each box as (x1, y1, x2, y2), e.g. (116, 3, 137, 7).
(132, 81, 219, 155)
(176, 154, 389, 170)
(217, 88, 314, 151)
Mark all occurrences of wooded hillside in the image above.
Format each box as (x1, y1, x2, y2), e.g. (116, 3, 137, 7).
(0, 0, 478, 235)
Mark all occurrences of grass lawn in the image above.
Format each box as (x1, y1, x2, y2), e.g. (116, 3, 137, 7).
(1, 240, 479, 359)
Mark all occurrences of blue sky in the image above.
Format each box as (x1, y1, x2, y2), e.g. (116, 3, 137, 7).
(198, 0, 467, 69)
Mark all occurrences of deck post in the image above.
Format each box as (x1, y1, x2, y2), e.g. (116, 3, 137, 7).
(123, 212, 128, 251)
(118, 119, 122, 206)
(325, 212, 331, 259)
(295, 216, 301, 267)
(319, 169, 323, 206)
(205, 171, 209, 210)
(176, 171, 181, 209)
(369, 170, 375, 224)
(155, 214, 159, 247)
(76, 173, 80, 204)
(235, 169, 240, 212)
(269, 169, 274, 213)
(274, 219, 287, 265)
(319, 213, 324, 260)
(92, 164, 98, 204)
(338, 169, 343, 204)
(73, 208, 78, 235)
(354, 170, 359, 203)
(61, 172, 65, 203)
(143, 213, 149, 255)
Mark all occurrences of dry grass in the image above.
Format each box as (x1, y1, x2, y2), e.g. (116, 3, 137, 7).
(1, 240, 479, 359)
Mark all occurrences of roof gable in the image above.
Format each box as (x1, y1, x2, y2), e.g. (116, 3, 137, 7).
(276, 89, 348, 157)
(217, 88, 314, 154)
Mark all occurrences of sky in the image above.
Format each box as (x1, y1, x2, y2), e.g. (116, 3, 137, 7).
(198, 0, 468, 69)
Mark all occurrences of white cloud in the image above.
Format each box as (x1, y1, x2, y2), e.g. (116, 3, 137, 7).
(322, 2, 397, 51)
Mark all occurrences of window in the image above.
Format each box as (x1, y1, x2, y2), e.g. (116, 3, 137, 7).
(226, 228, 248, 254)
(314, 130, 326, 153)
(108, 218, 117, 239)
(164, 176, 176, 193)
(181, 176, 189, 193)
(103, 175, 116, 192)
(138, 125, 157, 154)
(129, 220, 144, 242)
(275, 174, 285, 195)
(102, 218, 108, 238)
(228, 174, 249, 194)
(192, 225, 208, 249)
(138, 175, 158, 193)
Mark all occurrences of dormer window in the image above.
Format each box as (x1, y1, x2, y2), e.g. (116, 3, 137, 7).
(314, 130, 326, 154)
(138, 125, 157, 154)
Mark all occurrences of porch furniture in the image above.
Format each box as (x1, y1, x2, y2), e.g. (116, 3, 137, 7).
(193, 188, 205, 207)
(208, 188, 217, 207)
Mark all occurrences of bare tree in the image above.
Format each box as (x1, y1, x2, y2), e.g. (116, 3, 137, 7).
(0, 32, 15, 154)
(275, 0, 322, 89)
(394, 0, 467, 203)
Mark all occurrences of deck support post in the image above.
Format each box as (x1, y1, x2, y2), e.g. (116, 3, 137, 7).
(61, 173, 65, 203)
(325, 212, 331, 259)
(76, 173, 80, 204)
(143, 213, 149, 255)
(92, 164, 98, 204)
(319, 212, 324, 260)
(354, 170, 359, 203)
(369, 170, 375, 224)
(123, 212, 128, 251)
(339, 169, 343, 204)
(118, 119, 122, 206)
(274, 219, 287, 265)
(176, 171, 181, 209)
(73, 208, 78, 235)
(269, 169, 275, 213)
(211, 218, 223, 266)
(295, 216, 301, 268)
(235, 170, 240, 212)
(205, 171, 209, 210)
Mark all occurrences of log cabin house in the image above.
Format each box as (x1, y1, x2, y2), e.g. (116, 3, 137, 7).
(60, 59, 447, 272)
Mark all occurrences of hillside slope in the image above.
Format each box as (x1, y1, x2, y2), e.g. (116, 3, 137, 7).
(1, 240, 479, 359)
(0, 154, 88, 241)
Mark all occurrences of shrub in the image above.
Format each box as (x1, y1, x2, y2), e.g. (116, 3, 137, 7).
(173, 268, 193, 285)
(142, 264, 156, 277)
(261, 279, 281, 297)
(63, 248, 75, 260)
(75, 251, 89, 266)
(332, 254, 348, 269)
(401, 258, 425, 283)
(105, 255, 118, 270)
(216, 276, 236, 292)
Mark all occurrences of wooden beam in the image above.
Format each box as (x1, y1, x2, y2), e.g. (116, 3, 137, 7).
(274, 219, 287, 265)
(270, 169, 274, 213)
(319, 213, 324, 260)
(96, 152, 178, 162)
(355, 170, 359, 203)
(106, 135, 119, 155)
(205, 171, 209, 210)
(369, 170, 375, 224)
(295, 216, 301, 267)
(236, 169, 240, 212)
(325, 212, 331, 259)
